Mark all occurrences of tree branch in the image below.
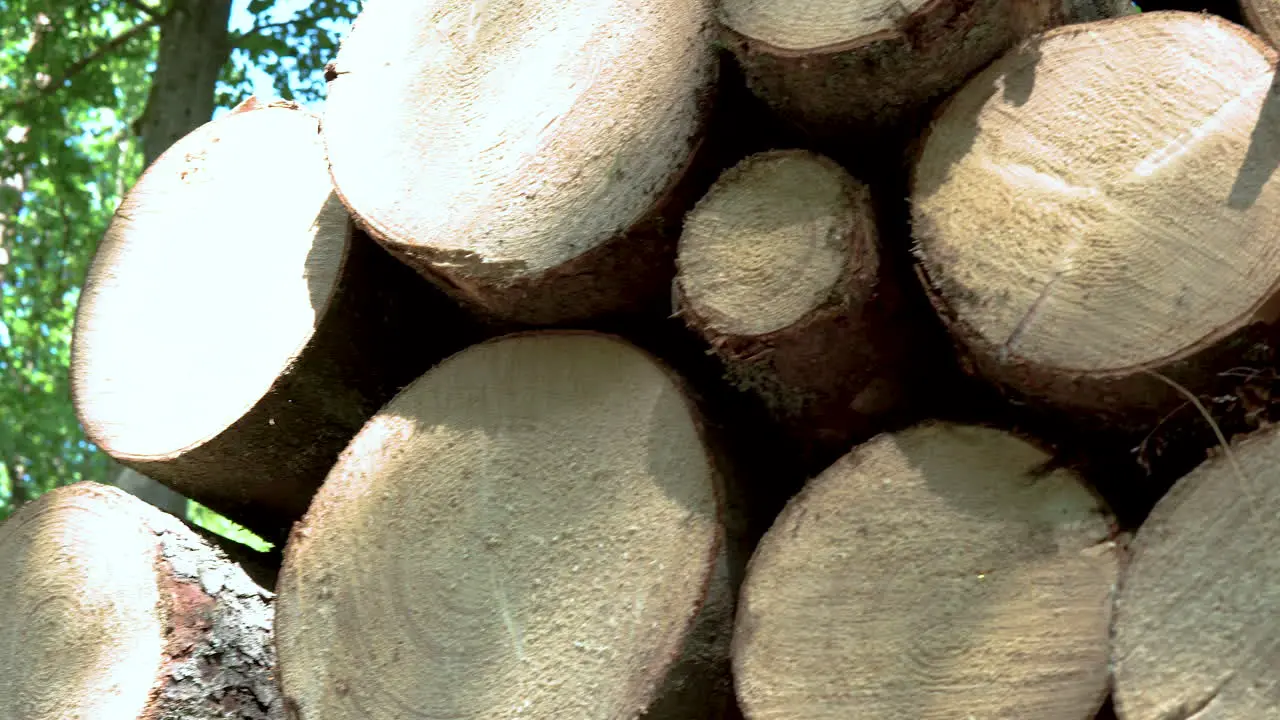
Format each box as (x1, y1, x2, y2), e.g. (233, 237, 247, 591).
(121, 0, 163, 20)
(233, 15, 300, 42)
(3, 16, 162, 116)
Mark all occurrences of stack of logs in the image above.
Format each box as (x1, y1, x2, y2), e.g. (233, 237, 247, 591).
(5, 0, 1280, 718)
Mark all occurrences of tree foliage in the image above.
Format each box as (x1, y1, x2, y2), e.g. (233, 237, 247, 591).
(0, 0, 360, 522)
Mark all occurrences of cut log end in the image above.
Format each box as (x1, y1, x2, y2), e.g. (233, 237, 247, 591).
(675, 149, 906, 457)
(733, 422, 1119, 720)
(718, 0, 1130, 138)
(677, 150, 866, 337)
(275, 332, 733, 720)
(323, 0, 718, 324)
(912, 11, 1280, 419)
(73, 101, 347, 461)
(0, 483, 280, 720)
(719, 0, 928, 53)
(71, 97, 469, 544)
(1112, 425, 1280, 720)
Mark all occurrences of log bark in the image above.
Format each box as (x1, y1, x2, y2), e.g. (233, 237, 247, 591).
(732, 422, 1120, 720)
(911, 11, 1280, 432)
(716, 0, 1132, 144)
(674, 149, 911, 464)
(274, 332, 737, 720)
(1111, 425, 1280, 720)
(71, 99, 474, 545)
(321, 0, 719, 326)
(0, 482, 282, 720)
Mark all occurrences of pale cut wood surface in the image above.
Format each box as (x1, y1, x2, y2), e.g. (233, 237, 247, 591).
(674, 149, 908, 462)
(73, 99, 346, 461)
(275, 332, 732, 720)
(1112, 425, 1280, 719)
(914, 12, 1280, 375)
(719, 0, 933, 52)
(677, 150, 860, 337)
(733, 422, 1119, 720)
(322, 0, 717, 323)
(715, 0, 1131, 139)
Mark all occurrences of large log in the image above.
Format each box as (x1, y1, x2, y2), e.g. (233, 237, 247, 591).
(674, 149, 910, 464)
(321, 0, 719, 326)
(274, 332, 737, 719)
(911, 11, 1280, 432)
(716, 0, 1132, 143)
(1111, 425, 1280, 720)
(70, 98, 472, 545)
(733, 422, 1120, 720)
(0, 482, 281, 720)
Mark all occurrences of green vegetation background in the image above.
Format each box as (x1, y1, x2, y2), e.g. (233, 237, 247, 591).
(0, 0, 363, 549)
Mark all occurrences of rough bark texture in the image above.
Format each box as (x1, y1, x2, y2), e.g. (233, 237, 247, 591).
(1111, 425, 1280, 720)
(732, 422, 1121, 720)
(73, 103, 477, 545)
(717, 0, 1132, 144)
(910, 12, 1280, 433)
(145, 505, 284, 720)
(675, 150, 912, 465)
(275, 332, 737, 720)
(321, 0, 721, 327)
(139, 0, 233, 165)
(0, 482, 282, 720)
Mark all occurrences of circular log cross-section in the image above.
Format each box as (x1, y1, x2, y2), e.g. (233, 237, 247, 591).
(912, 12, 1280, 428)
(675, 149, 906, 461)
(716, 0, 1131, 141)
(1112, 426, 1280, 720)
(71, 98, 464, 543)
(0, 482, 280, 720)
(321, 0, 718, 326)
(275, 332, 734, 720)
(733, 422, 1120, 720)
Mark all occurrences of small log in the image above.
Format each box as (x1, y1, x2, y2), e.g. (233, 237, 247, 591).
(716, 0, 1131, 143)
(733, 422, 1120, 720)
(274, 332, 736, 719)
(70, 98, 472, 544)
(321, 0, 719, 326)
(0, 482, 281, 720)
(1111, 425, 1280, 719)
(911, 11, 1280, 431)
(674, 149, 909, 463)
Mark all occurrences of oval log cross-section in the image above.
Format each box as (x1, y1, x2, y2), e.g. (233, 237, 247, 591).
(1112, 425, 1280, 719)
(274, 332, 735, 719)
(321, 0, 719, 325)
(912, 12, 1280, 430)
(675, 149, 909, 463)
(733, 422, 1120, 720)
(71, 99, 468, 543)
